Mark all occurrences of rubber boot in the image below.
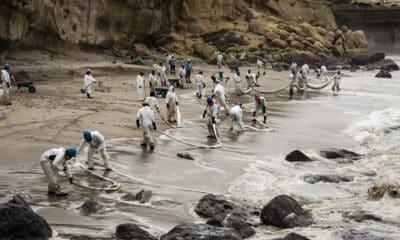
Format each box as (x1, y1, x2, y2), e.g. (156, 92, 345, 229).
(86, 93, 93, 99)
(289, 88, 294, 96)
(150, 145, 155, 151)
(263, 116, 267, 124)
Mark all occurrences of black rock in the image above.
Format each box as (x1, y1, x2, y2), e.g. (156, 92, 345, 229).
(303, 174, 353, 184)
(70, 236, 97, 240)
(260, 195, 313, 228)
(0, 195, 52, 239)
(274, 232, 311, 240)
(160, 224, 243, 240)
(78, 199, 104, 216)
(121, 193, 137, 201)
(135, 190, 152, 203)
(285, 150, 313, 162)
(341, 229, 393, 240)
(206, 213, 226, 227)
(375, 70, 392, 79)
(367, 59, 399, 71)
(223, 215, 256, 238)
(342, 211, 382, 223)
(195, 194, 260, 221)
(320, 149, 361, 160)
(272, 62, 290, 72)
(177, 152, 195, 160)
(115, 223, 157, 240)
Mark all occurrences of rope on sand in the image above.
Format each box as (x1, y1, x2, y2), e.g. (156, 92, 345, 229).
(305, 76, 334, 90)
(73, 163, 121, 191)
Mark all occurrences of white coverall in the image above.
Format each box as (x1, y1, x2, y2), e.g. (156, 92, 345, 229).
(320, 65, 327, 80)
(204, 103, 219, 137)
(158, 65, 167, 85)
(1, 69, 11, 102)
(217, 54, 223, 67)
(195, 74, 205, 98)
(136, 106, 155, 146)
(234, 72, 241, 95)
(301, 64, 310, 80)
(84, 74, 96, 95)
(137, 74, 144, 101)
(78, 131, 111, 169)
(40, 147, 72, 193)
(213, 83, 229, 115)
(179, 67, 186, 88)
(149, 73, 157, 92)
(257, 59, 263, 72)
(165, 86, 179, 122)
(246, 73, 256, 88)
(145, 96, 159, 112)
(290, 62, 297, 72)
(332, 73, 341, 91)
(229, 105, 244, 130)
(253, 97, 267, 122)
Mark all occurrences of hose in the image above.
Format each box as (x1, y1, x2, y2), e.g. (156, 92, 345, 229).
(73, 163, 121, 191)
(305, 76, 334, 90)
(243, 124, 274, 132)
(253, 81, 292, 94)
(157, 109, 182, 128)
(156, 128, 222, 149)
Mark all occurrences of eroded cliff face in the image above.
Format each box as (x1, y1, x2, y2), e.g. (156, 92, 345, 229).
(0, 0, 375, 64)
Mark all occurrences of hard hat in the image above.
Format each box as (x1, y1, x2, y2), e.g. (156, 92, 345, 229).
(83, 130, 92, 141)
(207, 95, 213, 103)
(181, 64, 185, 67)
(211, 75, 216, 81)
(215, 80, 220, 84)
(66, 147, 77, 157)
(337, 70, 341, 75)
(151, 69, 155, 74)
(248, 69, 251, 73)
(199, 70, 203, 74)
(3, 64, 10, 70)
(187, 59, 191, 62)
(255, 95, 261, 101)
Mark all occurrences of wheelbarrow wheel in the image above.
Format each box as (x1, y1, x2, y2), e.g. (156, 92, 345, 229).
(28, 86, 36, 93)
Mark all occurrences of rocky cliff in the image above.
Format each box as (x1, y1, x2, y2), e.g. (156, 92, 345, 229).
(0, 0, 385, 64)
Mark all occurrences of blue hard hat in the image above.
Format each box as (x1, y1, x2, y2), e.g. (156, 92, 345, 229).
(207, 96, 213, 103)
(66, 147, 77, 157)
(83, 130, 92, 141)
(215, 80, 220, 84)
(3, 64, 10, 70)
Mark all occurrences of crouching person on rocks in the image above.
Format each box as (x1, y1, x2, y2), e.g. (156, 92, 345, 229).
(137, 102, 157, 151)
(40, 147, 77, 197)
(77, 130, 111, 171)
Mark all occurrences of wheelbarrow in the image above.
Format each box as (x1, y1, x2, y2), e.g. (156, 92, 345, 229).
(154, 87, 169, 98)
(14, 82, 36, 93)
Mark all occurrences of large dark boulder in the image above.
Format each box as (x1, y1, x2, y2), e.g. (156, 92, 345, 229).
(367, 59, 399, 71)
(285, 150, 313, 162)
(223, 215, 256, 238)
(375, 70, 392, 79)
(320, 149, 361, 160)
(303, 174, 353, 184)
(115, 223, 157, 240)
(340, 229, 393, 240)
(348, 49, 385, 65)
(0, 195, 52, 239)
(121, 190, 152, 203)
(260, 195, 313, 228)
(160, 224, 243, 240)
(272, 62, 291, 72)
(342, 211, 382, 223)
(274, 232, 311, 240)
(78, 199, 104, 216)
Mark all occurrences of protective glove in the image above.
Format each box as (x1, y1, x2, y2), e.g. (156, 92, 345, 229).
(166, 103, 170, 109)
(203, 111, 207, 119)
(139, 86, 142, 88)
(6, 82, 10, 88)
(136, 120, 140, 128)
(176, 102, 179, 106)
(212, 117, 216, 124)
(152, 122, 157, 130)
(68, 177, 74, 184)
(203, 83, 206, 88)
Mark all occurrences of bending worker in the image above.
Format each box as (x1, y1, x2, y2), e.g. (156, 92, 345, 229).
(195, 70, 205, 99)
(83, 69, 96, 99)
(136, 102, 157, 151)
(165, 85, 179, 123)
(40, 147, 77, 197)
(229, 103, 244, 131)
(77, 130, 111, 171)
(213, 80, 229, 115)
(203, 96, 219, 139)
(253, 94, 267, 124)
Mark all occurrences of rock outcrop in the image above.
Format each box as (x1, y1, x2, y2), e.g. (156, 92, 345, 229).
(115, 223, 157, 240)
(0, 195, 52, 239)
(285, 150, 313, 162)
(160, 224, 243, 240)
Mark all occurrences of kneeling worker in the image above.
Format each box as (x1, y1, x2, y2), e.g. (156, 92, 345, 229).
(40, 147, 77, 196)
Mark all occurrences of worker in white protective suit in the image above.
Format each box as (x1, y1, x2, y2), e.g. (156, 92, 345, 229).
(253, 94, 267, 124)
(203, 96, 219, 139)
(234, 68, 242, 95)
(216, 52, 223, 67)
(40, 147, 77, 196)
(137, 72, 145, 101)
(195, 70, 205, 99)
(179, 64, 186, 89)
(145, 91, 160, 113)
(301, 62, 310, 81)
(77, 130, 111, 170)
(83, 69, 96, 99)
(1, 64, 13, 105)
(290, 61, 298, 72)
(136, 102, 157, 150)
(320, 63, 328, 80)
(165, 85, 179, 123)
(158, 62, 167, 86)
(148, 70, 157, 93)
(256, 58, 264, 75)
(332, 70, 341, 91)
(229, 103, 245, 131)
(213, 80, 229, 115)
(245, 69, 257, 89)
